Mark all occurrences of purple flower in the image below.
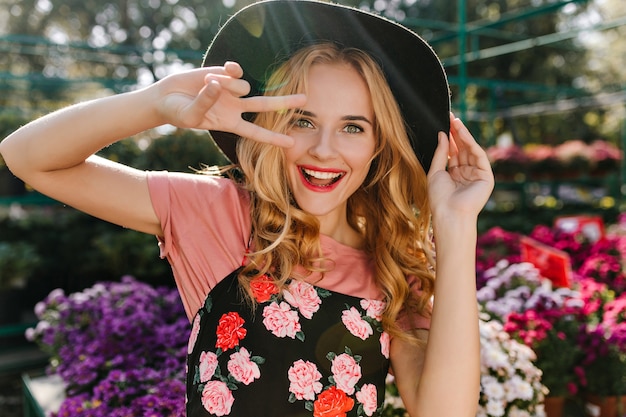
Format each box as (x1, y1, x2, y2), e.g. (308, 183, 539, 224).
(30, 277, 190, 417)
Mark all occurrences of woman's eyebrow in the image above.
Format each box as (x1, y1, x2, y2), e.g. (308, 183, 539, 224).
(343, 115, 373, 125)
(295, 109, 373, 125)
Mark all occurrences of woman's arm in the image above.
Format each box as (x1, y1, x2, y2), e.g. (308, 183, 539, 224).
(390, 115, 494, 417)
(0, 63, 305, 235)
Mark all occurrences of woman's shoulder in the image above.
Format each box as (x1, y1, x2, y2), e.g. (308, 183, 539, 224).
(147, 170, 249, 205)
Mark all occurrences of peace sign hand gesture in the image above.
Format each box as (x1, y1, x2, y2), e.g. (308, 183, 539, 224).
(152, 61, 306, 148)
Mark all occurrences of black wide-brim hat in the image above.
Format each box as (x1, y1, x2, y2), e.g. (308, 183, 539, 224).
(203, 0, 450, 172)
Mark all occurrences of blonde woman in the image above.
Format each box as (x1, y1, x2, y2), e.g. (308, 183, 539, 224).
(0, 1, 494, 416)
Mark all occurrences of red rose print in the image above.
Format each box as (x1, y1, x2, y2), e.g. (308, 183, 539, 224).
(250, 274, 279, 303)
(313, 386, 354, 417)
(215, 312, 247, 351)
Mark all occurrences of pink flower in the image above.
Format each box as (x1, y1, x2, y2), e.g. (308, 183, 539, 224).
(201, 380, 234, 416)
(331, 353, 362, 395)
(262, 302, 301, 339)
(199, 351, 219, 382)
(288, 359, 323, 400)
(379, 332, 390, 359)
(342, 307, 373, 340)
(360, 299, 386, 321)
(227, 347, 260, 385)
(284, 280, 321, 319)
(356, 384, 378, 416)
(188, 314, 201, 354)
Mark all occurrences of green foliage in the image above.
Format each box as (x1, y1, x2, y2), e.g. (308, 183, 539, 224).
(135, 129, 229, 171)
(0, 241, 41, 289)
(0, 209, 172, 303)
(96, 138, 143, 166)
(0, 114, 30, 167)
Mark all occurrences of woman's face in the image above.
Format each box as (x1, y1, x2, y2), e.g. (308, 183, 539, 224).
(283, 62, 376, 237)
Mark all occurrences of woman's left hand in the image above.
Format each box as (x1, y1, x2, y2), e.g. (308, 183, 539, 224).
(427, 113, 495, 219)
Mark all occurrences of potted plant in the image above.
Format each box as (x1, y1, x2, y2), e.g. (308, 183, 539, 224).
(477, 260, 583, 416)
(504, 305, 583, 416)
(381, 315, 547, 417)
(576, 287, 626, 417)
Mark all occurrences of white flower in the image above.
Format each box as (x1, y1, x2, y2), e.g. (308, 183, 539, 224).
(485, 398, 506, 417)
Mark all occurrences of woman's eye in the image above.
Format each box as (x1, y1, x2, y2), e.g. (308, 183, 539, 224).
(293, 118, 313, 129)
(344, 124, 363, 134)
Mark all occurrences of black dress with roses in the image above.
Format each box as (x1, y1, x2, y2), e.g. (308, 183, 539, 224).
(186, 268, 391, 417)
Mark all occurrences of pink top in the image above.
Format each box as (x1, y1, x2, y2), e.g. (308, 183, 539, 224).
(146, 170, 429, 329)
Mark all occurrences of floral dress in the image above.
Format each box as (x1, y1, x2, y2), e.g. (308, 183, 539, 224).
(186, 268, 391, 417)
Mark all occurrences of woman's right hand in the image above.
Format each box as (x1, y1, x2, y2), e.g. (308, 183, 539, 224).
(152, 61, 306, 148)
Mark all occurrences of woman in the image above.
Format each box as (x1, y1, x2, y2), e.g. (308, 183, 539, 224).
(0, 1, 493, 416)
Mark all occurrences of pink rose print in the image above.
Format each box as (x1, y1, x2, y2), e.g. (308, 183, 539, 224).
(201, 380, 235, 416)
(288, 360, 323, 401)
(188, 314, 201, 354)
(379, 331, 390, 359)
(356, 384, 378, 416)
(199, 351, 219, 382)
(342, 307, 373, 340)
(331, 353, 362, 396)
(262, 301, 301, 339)
(283, 280, 321, 319)
(227, 347, 260, 385)
(215, 311, 247, 351)
(360, 299, 386, 321)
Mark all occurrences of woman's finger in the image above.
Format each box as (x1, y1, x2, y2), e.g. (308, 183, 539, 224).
(205, 73, 251, 97)
(236, 120, 295, 148)
(176, 79, 222, 126)
(243, 94, 307, 114)
(428, 132, 450, 177)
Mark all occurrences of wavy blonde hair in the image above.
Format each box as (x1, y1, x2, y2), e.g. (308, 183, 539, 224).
(233, 42, 435, 343)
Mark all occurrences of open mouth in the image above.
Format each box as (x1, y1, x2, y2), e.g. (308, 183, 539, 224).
(300, 167, 344, 187)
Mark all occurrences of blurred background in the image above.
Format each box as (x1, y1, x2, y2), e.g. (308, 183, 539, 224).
(0, 0, 624, 415)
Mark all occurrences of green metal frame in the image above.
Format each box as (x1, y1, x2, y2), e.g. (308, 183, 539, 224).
(0, 0, 623, 199)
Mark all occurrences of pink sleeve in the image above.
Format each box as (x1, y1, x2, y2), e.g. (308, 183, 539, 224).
(397, 275, 431, 331)
(146, 171, 251, 321)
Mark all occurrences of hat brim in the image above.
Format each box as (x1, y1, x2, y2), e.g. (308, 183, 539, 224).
(203, 0, 450, 172)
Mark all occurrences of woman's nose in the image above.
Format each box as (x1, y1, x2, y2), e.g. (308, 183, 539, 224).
(308, 129, 337, 159)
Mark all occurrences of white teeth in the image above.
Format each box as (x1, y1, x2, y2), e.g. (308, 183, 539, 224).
(302, 168, 342, 180)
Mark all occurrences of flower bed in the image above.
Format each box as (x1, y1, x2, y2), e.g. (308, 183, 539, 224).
(26, 276, 189, 417)
(26, 214, 626, 416)
(487, 140, 622, 180)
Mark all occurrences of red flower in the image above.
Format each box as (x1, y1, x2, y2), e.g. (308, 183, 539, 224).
(215, 312, 247, 351)
(250, 274, 279, 303)
(313, 386, 354, 417)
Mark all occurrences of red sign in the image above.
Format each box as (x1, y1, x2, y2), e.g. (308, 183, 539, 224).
(520, 236, 572, 288)
(554, 215, 605, 243)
